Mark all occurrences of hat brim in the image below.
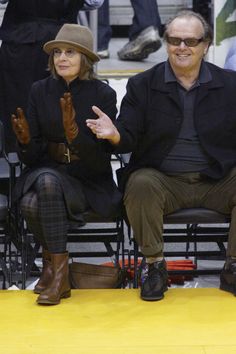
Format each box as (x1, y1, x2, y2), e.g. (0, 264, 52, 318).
(43, 40, 100, 62)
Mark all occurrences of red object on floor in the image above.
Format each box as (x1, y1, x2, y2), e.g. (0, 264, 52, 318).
(167, 260, 197, 284)
(102, 259, 197, 285)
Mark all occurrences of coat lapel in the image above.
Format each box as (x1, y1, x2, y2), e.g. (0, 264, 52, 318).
(196, 74, 223, 106)
(150, 63, 182, 110)
(151, 62, 224, 109)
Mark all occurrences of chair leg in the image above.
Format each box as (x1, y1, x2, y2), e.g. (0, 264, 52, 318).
(133, 240, 139, 288)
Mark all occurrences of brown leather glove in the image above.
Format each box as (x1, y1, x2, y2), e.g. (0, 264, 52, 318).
(11, 107, 31, 145)
(60, 92, 79, 144)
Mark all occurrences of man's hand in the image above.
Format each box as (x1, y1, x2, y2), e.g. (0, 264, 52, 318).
(60, 92, 79, 143)
(11, 107, 31, 145)
(86, 106, 120, 145)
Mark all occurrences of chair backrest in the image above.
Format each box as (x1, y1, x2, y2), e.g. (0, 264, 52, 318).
(0, 120, 18, 288)
(0, 120, 21, 210)
(0, 120, 6, 157)
(0, 120, 10, 194)
(120, 153, 131, 165)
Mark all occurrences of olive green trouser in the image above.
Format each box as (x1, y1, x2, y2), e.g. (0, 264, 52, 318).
(124, 167, 236, 258)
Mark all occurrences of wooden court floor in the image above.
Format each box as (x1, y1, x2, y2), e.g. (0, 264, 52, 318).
(0, 288, 236, 354)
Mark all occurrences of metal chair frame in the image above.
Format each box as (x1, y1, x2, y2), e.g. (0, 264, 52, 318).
(130, 208, 230, 288)
(0, 121, 22, 288)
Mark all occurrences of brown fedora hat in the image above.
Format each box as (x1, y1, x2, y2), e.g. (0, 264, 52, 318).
(43, 24, 100, 62)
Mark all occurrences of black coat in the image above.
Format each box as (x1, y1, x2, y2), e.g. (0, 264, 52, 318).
(115, 61, 236, 188)
(14, 76, 122, 219)
(0, 0, 84, 151)
(0, 0, 84, 43)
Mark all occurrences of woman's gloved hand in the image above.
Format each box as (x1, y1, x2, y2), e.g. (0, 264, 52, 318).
(11, 107, 31, 145)
(60, 92, 79, 144)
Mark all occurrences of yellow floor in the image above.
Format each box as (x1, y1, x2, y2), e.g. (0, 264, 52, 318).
(0, 288, 236, 354)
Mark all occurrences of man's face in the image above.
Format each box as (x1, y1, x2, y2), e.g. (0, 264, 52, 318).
(166, 16, 209, 73)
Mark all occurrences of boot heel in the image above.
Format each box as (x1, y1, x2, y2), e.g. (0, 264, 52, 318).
(62, 290, 71, 299)
(220, 274, 236, 295)
(220, 280, 235, 294)
(36, 252, 71, 305)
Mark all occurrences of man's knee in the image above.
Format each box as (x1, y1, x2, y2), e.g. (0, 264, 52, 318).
(125, 168, 162, 198)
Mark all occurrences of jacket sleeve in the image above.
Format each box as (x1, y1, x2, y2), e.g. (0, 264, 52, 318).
(69, 82, 117, 175)
(16, 84, 47, 166)
(114, 75, 147, 153)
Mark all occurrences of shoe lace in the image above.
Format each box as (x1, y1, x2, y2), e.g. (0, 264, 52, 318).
(148, 262, 167, 284)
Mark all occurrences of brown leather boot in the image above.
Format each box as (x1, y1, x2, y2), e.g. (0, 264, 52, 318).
(37, 252, 71, 305)
(34, 249, 53, 294)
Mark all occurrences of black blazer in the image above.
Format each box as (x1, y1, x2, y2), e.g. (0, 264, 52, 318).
(14, 76, 122, 218)
(115, 61, 236, 187)
(0, 0, 85, 153)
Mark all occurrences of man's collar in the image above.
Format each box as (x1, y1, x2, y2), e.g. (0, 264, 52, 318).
(164, 60, 212, 84)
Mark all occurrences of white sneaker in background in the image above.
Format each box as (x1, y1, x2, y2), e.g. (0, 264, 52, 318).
(97, 49, 110, 59)
(8, 285, 20, 290)
(118, 26, 162, 61)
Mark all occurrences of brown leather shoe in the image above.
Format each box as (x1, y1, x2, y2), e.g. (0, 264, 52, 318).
(34, 249, 53, 294)
(37, 252, 71, 305)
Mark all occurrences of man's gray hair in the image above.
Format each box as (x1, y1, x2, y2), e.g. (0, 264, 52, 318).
(164, 10, 213, 46)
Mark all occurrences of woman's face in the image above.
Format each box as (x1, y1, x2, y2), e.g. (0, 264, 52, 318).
(53, 45, 81, 83)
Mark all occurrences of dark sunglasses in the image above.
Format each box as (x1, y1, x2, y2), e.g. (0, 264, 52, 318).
(166, 36, 204, 47)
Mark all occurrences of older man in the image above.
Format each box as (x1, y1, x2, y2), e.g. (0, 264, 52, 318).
(87, 10, 236, 301)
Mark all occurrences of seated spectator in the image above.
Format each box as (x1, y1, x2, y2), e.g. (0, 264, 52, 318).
(11, 24, 122, 306)
(87, 10, 236, 302)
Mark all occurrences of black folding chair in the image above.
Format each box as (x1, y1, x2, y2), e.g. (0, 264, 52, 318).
(130, 208, 230, 287)
(67, 210, 126, 267)
(0, 120, 21, 288)
(21, 211, 127, 289)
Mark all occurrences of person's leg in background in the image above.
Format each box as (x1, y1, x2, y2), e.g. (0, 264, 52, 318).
(118, 0, 162, 61)
(129, 0, 162, 39)
(97, 0, 112, 58)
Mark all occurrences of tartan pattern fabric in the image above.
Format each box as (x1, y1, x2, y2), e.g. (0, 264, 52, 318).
(21, 173, 68, 253)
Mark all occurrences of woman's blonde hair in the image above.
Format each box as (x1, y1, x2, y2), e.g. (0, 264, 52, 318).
(48, 51, 97, 80)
